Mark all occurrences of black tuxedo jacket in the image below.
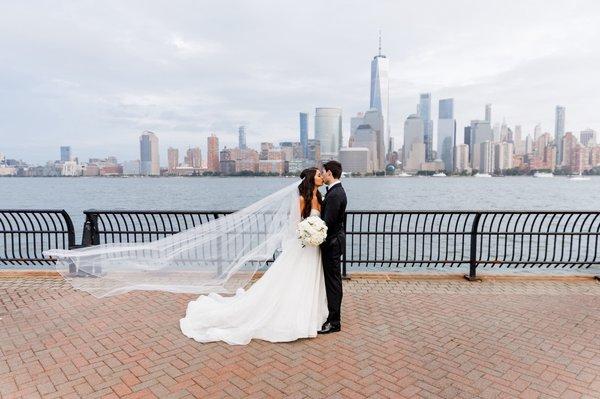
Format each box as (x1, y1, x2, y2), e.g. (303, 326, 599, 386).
(321, 182, 347, 244)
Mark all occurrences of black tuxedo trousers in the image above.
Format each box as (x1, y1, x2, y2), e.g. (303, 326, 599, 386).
(320, 183, 347, 326)
(321, 232, 344, 325)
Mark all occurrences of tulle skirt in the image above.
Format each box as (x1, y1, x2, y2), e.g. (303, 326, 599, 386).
(180, 240, 328, 345)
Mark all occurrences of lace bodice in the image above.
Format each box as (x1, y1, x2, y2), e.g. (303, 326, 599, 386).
(310, 208, 321, 217)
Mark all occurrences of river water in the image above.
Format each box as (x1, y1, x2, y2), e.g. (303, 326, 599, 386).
(2, 176, 599, 275)
(3, 175, 600, 212)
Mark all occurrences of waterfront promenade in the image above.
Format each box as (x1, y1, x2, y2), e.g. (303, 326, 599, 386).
(1, 275, 599, 398)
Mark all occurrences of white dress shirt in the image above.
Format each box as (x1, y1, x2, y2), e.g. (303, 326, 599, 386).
(327, 180, 341, 191)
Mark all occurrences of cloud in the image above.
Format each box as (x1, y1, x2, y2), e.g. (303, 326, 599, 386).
(1, 0, 599, 163)
(170, 35, 222, 58)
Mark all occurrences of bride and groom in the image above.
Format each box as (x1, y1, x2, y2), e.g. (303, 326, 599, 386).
(45, 161, 347, 346)
(180, 160, 347, 344)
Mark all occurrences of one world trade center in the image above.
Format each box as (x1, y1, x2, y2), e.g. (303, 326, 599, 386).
(369, 33, 390, 157)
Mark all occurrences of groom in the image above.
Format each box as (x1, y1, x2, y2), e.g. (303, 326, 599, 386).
(318, 160, 347, 334)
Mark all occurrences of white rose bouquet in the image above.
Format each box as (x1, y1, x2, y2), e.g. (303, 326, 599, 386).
(297, 216, 328, 247)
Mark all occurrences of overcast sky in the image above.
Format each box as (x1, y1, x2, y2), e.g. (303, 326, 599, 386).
(1, 0, 600, 164)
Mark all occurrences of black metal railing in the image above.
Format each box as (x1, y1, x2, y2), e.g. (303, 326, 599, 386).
(1, 209, 600, 279)
(81, 210, 232, 246)
(0, 210, 75, 265)
(80, 210, 284, 272)
(345, 211, 600, 279)
(345, 211, 474, 273)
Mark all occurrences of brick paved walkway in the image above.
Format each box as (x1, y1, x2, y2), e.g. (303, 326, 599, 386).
(1, 277, 599, 399)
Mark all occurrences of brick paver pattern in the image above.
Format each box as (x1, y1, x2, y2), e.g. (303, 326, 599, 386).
(1, 277, 599, 399)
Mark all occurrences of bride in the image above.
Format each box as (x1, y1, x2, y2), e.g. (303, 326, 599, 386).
(44, 168, 329, 345)
(180, 167, 328, 345)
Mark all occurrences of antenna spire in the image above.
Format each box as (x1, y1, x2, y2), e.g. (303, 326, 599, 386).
(378, 30, 382, 56)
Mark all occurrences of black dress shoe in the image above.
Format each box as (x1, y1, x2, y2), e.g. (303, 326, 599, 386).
(317, 322, 341, 334)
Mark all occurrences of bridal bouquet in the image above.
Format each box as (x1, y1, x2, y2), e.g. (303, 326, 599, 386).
(297, 216, 328, 247)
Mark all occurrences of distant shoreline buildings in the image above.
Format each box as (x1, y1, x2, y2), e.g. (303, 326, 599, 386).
(2, 35, 600, 178)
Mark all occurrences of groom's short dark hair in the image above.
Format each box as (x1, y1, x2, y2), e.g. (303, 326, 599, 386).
(323, 160, 342, 179)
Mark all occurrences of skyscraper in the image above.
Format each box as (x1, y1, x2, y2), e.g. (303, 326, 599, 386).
(260, 142, 274, 160)
(60, 146, 72, 163)
(514, 125, 525, 155)
(453, 144, 470, 173)
(219, 148, 236, 175)
(315, 107, 342, 158)
(439, 98, 453, 119)
(403, 114, 425, 171)
(470, 120, 493, 171)
(437, 98, 456, 172)
(580, 128, 597, 147)
(525, 135, 533, 155)
(364, 109, 386, 170)
(339, 148, 371, 174)
(418, 93, 433, 161)
(351, 124, 378, 172)
(185, 147, 202, 168)
(494, 142, 513, 172)
(207, 134, 220, 172)
(350, 109, 385, 170)
(299, 112, 309, 158)
(514, 125, 522, 143)
(500, 121, 509, 142)
(139, 131, 160, 176)
(555, 105, 566, 165)
(307, 139, 321, 162)
(370, 32, 390, 155)
(534, 124, 542, 140)
(167, 147, 179, 172)
(464, 126, 471, 147)
(485, 104, 492, 123)
(350, 112, 365, 138)
(238, 126, 247, 150)
(492, 123, 501, 142)
(561, 132, 578, 170)
(479, 141, 494, 174)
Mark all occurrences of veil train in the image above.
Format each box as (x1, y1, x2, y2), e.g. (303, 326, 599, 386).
(44, 182, 300, 298)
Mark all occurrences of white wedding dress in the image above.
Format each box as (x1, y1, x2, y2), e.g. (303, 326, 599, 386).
(180, 208, 329, 345)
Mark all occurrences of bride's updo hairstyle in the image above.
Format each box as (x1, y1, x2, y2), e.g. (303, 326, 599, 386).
(298, 168, 323, 219)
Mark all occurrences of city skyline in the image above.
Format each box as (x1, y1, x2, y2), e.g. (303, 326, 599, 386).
(2, 1, 600, 164)
(5, 100, 599, 170)
(3, 113, 600, 177)
(1, 32, 598, 178)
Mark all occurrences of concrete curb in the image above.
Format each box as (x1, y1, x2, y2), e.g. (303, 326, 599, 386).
(1, 269, 597, 282)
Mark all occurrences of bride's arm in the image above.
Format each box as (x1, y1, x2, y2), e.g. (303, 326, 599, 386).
(299, 196, 305, 215)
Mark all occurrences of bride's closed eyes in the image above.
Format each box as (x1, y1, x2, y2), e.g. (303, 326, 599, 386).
(314, 171, 324, 187)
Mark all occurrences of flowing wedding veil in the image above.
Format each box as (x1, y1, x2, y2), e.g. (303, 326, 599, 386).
(44, 181, 301, 298)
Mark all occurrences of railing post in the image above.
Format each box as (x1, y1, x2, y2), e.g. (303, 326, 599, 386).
(214, 213, 223, 277)
(61, 210, 78, 275)
(465, 212, 482, 281)
(78, 211, 100, 276)
(61, 210, 76, 250)
(588, 219, 600, 281)
(81, 212, 99, 247)
(342, 212, 349, 280)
